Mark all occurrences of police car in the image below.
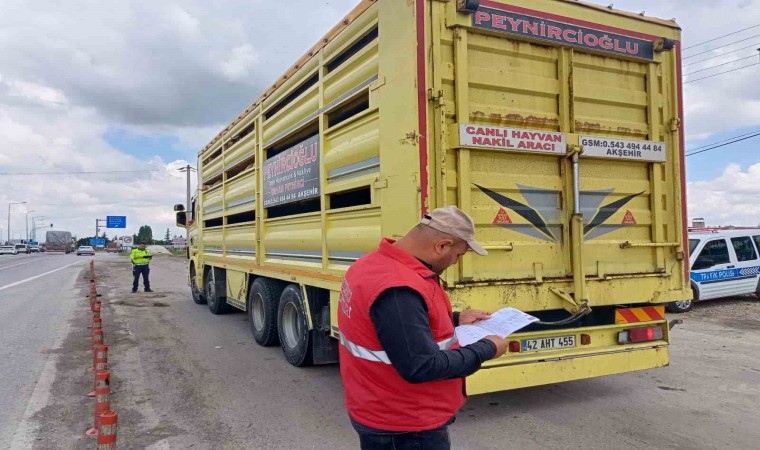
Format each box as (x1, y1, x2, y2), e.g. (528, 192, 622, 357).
(674, 229, 760, 313)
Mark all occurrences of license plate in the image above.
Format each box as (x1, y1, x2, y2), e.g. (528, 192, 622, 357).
(522, 335, 576, 352)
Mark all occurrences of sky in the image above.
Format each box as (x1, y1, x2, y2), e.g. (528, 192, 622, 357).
(0, 0, 759, 244)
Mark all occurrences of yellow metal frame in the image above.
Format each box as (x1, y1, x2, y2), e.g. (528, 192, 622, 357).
(185, 0, 689, 393)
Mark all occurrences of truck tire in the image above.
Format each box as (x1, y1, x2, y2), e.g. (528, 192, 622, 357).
(190, 266, 206, 305)
(206, 277, 229, 315)
(277, 284, 313, 367)
(248, 278, 281, 346)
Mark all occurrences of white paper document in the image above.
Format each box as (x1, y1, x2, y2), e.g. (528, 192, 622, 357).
(455, 307, 539, 346)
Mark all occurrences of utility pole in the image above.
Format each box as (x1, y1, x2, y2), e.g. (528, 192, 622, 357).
(96, 218, 107, 242)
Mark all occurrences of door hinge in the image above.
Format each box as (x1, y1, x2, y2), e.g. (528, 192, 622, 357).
(670, 117, 681, 132)
(374, 177, 389, 189)
(428, 89, 445, 106)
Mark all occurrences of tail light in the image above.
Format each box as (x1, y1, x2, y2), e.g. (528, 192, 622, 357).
(580, 334, 591, 345)
(508, 341, 521, 353)
(618, 326, 663, 344)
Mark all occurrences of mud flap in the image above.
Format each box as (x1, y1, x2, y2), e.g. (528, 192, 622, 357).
(312, 305, 338, 364)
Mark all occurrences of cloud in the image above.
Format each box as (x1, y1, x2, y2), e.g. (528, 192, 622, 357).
(218, 44, 260, 81)
(0, 0, 357, 129)
(688, 163, 760, 226)
(1, 0, 759, 241)
(613, 0, 760, 139)
(0, 0, 357, 242)
(0, 97, 194, 241)
(7, 80, 67, 105)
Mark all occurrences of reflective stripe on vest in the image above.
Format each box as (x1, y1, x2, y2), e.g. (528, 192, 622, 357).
(339, 332, 457, 364)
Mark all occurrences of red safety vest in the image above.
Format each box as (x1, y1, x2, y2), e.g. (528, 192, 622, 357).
(338, 238, 465, 432)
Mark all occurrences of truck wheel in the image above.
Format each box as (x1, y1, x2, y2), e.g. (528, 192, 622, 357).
(190, 266, 206, 305)
(248, 279, 281, 346)
(206, 277, 229, 315)
(277, 284, 312, 367)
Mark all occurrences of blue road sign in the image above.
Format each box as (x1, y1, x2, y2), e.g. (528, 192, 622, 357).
(107, 216, 127, 228)
(90, 238, 106, 246)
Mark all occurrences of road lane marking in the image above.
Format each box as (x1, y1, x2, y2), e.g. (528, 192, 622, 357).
(8, 280, 77, 449)
(0, 260, 38, 271)
(0, 261, 83, 292)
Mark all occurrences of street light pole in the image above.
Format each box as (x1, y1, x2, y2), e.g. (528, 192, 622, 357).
(7, 201, 27, 245)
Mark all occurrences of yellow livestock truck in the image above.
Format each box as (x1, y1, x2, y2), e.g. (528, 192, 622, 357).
(175, 0, 690, 394)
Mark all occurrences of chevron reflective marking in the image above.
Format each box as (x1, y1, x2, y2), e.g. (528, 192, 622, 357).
(615, 306, 666, 324)
(739, 266, 760, 276)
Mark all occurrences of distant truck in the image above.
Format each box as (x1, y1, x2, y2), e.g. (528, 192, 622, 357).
(46, 231, 73, 253)
(106, 242, 121, 253)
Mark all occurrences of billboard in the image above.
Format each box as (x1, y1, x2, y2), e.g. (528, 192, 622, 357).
(107, 216, 127, 228)
(262, 135, 320, 208)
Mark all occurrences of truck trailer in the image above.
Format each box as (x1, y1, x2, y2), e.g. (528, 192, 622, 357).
(175, 0, 690, 394)
(45, 230, 73, 253)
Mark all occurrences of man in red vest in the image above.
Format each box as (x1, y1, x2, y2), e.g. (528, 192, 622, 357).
(339, 206, 508, 449)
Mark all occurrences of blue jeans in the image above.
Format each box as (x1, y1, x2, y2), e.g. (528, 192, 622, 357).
(351, 417, 454, 450)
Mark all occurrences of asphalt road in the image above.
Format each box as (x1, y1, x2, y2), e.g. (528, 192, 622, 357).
(3, 254, 760, 449)
(0, 251, 92, 446)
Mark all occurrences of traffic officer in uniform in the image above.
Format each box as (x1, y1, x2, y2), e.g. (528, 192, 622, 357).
(338, 206, 508, 449)
(130, 242, 153, 293)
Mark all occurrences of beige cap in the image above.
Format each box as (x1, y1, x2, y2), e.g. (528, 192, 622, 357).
(420, 206, 488, 256)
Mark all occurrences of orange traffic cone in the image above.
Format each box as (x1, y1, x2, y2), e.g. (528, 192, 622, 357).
(90, 317, 102, 338)
(94, 345, 108, 372)
(97, 410, 118, 449)
(88, 368, 110, 398)
(86, 384, 110, 437)
(88, 302, 102, 331)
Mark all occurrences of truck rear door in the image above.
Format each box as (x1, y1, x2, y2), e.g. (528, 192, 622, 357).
(431, 1, 686, 307)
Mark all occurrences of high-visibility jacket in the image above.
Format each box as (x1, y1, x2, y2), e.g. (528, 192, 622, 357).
(338, 238, 464, 432)
(130, 248, 151, 265)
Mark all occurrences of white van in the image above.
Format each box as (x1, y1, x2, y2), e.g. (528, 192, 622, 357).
(673, 229, 760, 312)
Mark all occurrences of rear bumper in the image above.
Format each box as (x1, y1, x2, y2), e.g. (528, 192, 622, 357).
(466, 345, 668, 395)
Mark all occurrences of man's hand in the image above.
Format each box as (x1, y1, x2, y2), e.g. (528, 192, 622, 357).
(458, 309, 491, 325)
(484, 336, 508, 358)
